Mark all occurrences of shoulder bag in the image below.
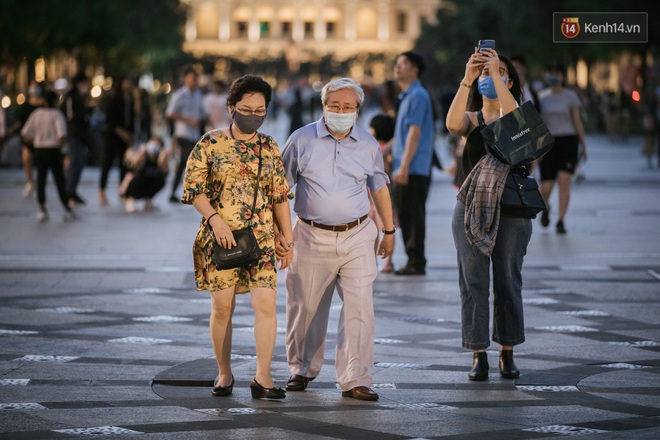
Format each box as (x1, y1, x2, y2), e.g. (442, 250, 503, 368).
(476, 111, 547, 219)
(500, 169, 547, 219)
(480, 101, 554, 167)
(209, 138, 263, 270)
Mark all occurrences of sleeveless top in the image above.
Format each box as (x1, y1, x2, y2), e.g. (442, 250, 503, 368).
(455, 112, 487, 188)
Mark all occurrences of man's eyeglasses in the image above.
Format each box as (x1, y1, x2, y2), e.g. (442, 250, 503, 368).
(236, 107, 267, 116)
(325, 104, 358, 113)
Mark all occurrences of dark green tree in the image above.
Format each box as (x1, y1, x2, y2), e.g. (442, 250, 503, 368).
(0, 0, 188, 78)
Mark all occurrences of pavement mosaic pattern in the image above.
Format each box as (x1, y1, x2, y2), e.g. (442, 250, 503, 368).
(0, 264, 659, 439)
(1, 133, 659, 438)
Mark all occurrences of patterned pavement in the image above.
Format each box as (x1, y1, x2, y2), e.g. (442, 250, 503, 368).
(1, 133, 659, 439)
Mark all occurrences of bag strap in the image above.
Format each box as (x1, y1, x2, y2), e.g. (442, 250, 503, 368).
(477, 110, 486, 127)
(246, 136, 263, 222)
(208, 135, 262, 234)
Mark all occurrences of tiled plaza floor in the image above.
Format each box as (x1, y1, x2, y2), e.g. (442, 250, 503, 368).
(1, 133, 659, 439)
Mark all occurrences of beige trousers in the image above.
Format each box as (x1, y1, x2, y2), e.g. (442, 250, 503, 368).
(285, 218, 378, 391)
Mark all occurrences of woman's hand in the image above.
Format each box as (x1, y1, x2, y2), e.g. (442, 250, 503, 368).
(481, 48, 500, 78)
(464, 49, 485, 84)
(210, 216, 236, 249)
(274, 232, 293, 269)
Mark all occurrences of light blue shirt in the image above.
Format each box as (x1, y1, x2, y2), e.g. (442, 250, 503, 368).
(392, 81, 435, 176)
(166, 85, 205, 142)
(282, 118, 389, 225)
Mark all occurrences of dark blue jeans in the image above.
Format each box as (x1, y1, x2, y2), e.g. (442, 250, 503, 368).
(452, 201, 532, 350)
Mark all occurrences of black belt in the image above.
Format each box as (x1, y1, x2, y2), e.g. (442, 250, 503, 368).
(299, 214, 369, 232)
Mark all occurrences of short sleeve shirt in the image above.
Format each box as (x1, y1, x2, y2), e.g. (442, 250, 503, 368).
(392, 81, 435, 176)
(538, 88, 582, 136)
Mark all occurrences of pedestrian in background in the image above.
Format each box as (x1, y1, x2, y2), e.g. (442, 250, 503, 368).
(62, 72, 91, 207)
(538, 62, 587, 234)
(10, 81, 45, 198)
(203, 79, 231, 131)
(510, 55, 540, 111)
(369, 113, 397, 273)
(21, 90, 74, 222)
(445, 47, 529, 381)
(281, 78, 394, 401)
(135, 88, 152, 144)
(98, 76, 135, 206)
(167, 67, 205, 202)
(391, 51, 435, 275)
(182, 74, 294, 400)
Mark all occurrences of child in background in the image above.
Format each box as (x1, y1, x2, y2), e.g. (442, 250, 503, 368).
(369, 114, 396, 273)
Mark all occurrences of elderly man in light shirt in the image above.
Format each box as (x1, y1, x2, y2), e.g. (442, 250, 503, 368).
(279, 78, 395, 401)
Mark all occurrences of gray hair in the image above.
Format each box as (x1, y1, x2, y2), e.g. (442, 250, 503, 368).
(321, 78, 365, 108)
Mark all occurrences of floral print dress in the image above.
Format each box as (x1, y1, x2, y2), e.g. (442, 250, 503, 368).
(181, 130, 293, 293)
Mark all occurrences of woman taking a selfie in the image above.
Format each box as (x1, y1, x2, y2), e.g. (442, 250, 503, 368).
(445, 45, 531, 381)
(182, 74, 294, 399)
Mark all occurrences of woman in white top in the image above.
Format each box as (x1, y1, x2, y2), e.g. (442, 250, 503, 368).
(21, 90, 73, 222)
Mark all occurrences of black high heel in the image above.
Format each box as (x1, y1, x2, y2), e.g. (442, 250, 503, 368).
(499, 350, 520, 379)
(250, 378, 285, 399)
(211, 375, 234, 397)
(468, 351, 489, 381)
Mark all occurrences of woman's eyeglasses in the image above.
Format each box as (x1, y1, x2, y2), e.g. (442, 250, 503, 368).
(236, 107, 267, 116)
(480, 67, 508, 77)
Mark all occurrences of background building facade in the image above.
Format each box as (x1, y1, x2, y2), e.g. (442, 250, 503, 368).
(182, 0, 441, 81)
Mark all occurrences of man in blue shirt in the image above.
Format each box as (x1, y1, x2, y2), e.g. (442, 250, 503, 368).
(392, 51, 435, 275)
(281, 78, 395, 401)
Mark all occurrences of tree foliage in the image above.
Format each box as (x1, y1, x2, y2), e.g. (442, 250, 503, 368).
(0, 0, 188, 76)
(415, 0, 657, 87)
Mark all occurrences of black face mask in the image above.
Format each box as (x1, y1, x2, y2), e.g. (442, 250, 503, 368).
(231, 111, 266, 134)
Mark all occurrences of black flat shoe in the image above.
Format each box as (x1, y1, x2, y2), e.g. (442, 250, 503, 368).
(211, 375, 234, 396)
(468, 351, 489, 381)
(250, 378, 285, 399)
(499, 350, 520, 379)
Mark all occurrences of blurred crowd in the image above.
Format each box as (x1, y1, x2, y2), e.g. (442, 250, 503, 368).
(0, 61, 658, 222)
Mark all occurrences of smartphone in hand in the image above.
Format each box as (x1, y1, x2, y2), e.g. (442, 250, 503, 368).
(478, 40, 496, 52)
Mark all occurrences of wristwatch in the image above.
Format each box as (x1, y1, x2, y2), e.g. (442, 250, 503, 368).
(381, 227, 397, 235)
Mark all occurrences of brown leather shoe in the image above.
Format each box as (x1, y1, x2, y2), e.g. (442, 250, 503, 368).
(285, 374, 314, 391)
(341, 386, 379, 401)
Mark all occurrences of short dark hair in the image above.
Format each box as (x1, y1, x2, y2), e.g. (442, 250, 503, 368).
(546, 62, 567, 77)
(369, 114, 395, 142)
(400, 51, 426, 77)
(183, 67, 197, 78)
(226, 74, 273, 108)
(71, 72, 88, 87)
(44, 90, 58, 107)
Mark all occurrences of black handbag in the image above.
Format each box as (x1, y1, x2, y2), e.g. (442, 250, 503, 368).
(480, 101, 554, 167)
(500, 171, 546, 219)
(209, 139, 263, 270)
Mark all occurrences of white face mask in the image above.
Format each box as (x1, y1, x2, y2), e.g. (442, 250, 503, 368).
(325, 111, 356, 134)
(145, 141, 161, 156)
